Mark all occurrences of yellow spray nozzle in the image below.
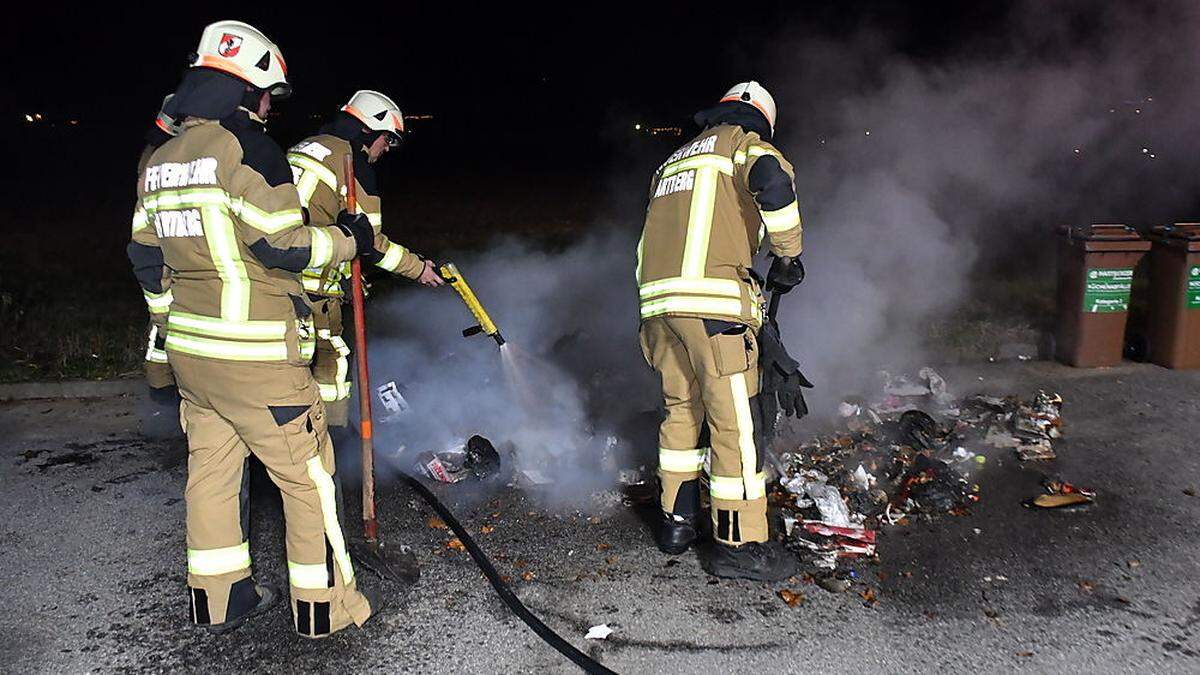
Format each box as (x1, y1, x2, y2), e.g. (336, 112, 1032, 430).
(439, 262, 505, 346)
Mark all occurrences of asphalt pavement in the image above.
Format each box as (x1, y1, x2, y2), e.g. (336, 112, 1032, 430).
(1, 361, 1198, 673)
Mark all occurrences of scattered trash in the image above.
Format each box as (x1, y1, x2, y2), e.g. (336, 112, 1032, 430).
(376, 381, 410, 423)
(413, 435, 502, 484)
(774, 368, 1068, 575)
(1024, 476, 1095, 509)
(585, 624, 613, 640)
(777, 589, 805, 607)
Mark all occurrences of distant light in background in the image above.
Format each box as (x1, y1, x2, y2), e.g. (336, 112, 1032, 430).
(634, 123, 641, 130)
(34, 113, 42, 121)
(1073, 147, 1080, 154)
(864, 129, 871, 136)
(24, 114, 33, 122)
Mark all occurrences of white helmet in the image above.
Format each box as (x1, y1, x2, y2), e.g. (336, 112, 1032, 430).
(155, 94, 184, 136)
(191, 20, 290, 98)
(720, 81, 777, 131)
(341, 90, 405, 138)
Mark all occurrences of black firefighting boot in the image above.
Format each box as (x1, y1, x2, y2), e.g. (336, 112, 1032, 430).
(656, 512, 698, 554)
(202, 580, 280, 634)
(699, 540, 799, 582)
(656, 478, 700, 554)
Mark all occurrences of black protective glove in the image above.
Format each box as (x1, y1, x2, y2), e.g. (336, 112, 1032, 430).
(334, 210, 376, 258)
(766, 255, 805, 294)
(758, 319, 814, 419)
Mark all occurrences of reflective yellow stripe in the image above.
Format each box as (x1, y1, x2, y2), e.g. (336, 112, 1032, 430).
(635, 232, 645, 283)
(309, 227, 334, 268)
(661, 154, 734, 178)
(734, 145, 778, 166)
(659, 447, 708, 473)
(288, 561, 330, 589)
(287, 154, 338, 190)
(710, 475, 746, 500)
(232, 198, 304, 234)
(302, 274, 346, 296)
(639, 277, 741, 300)
(305, 457, 354, 584)
(730, 372, 765, 500)
(679, 167, 718, 278)
(169, 312, 286, 339)
(294, 171, 322, 206)
(761, 201, 801, 233)
(145, 325, 168, 363)
(165, 334, 290, 361)
(640, 296, 743, 319)
(363, 211, 382, 227)
(201, 205, 250, 322)
(143, 188, 230, 211)
(132, 207, 148, 233)
(329, 335, 351, 399)
(377, 242, 406, 272)
(144, 289, 173, 314)
(187, 542, 250, 576)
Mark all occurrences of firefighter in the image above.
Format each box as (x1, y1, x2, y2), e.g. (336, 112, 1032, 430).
(636, 81, 809, 581)
(138, 95, 185, 404)
(129, 20, 382, 636)
(287, 90, 443, 435)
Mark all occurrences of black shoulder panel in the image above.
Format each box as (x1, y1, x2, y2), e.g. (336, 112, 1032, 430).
(353, 152, 379, 196)
(747, 155, 796, 211)
(220, 119, 294, 188)
(249, 238, 311, 273)
(127, 242, 165, 293)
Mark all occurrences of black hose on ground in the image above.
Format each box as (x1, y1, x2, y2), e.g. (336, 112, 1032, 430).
(399, 472, 618, 675)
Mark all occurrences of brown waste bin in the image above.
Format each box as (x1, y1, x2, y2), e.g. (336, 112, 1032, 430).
(1146, 223, 1200, 369)
(1055, 224, 1150, 367)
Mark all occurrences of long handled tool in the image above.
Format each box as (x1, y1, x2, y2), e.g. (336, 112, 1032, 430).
(343, 154, 416, 582)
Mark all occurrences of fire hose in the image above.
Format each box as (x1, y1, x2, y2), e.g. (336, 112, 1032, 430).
(341, 155, 614, 673)
(397, 472, 617, 675)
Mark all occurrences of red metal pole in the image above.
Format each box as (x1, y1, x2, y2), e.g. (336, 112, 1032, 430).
(343, 154, 378, 543)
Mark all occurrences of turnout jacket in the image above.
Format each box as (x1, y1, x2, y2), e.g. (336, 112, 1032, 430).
(287, 134, 424, 297)
(637, 123, 803, 328)
(128, 111, 357, 365)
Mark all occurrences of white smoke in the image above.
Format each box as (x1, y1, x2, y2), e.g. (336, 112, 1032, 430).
(365, 0, 1200, 502)
(768, 0, 1200, 408)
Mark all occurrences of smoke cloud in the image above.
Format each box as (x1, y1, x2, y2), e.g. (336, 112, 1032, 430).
(366, 0, 1200, 503)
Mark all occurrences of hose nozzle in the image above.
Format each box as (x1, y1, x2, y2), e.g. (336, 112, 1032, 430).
(439, 262, 504, 347)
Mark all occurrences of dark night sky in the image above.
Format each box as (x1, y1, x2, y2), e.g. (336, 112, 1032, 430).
(2, 1, 1054, 253)
(3, 2, 1009, 163)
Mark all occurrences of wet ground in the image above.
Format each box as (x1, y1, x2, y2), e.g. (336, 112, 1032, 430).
(1, 361, 1198, 673)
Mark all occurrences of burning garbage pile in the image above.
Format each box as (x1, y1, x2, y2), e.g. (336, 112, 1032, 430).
(771, 368, 1076, 579)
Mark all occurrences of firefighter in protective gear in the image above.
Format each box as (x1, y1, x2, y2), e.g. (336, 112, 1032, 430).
(287, 89, 443, 429)
(636, 80, 804, 581)
(138, 95, 186, 403)
(128, 19, 381, 636)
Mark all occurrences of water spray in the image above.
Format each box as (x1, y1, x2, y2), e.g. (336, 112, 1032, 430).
(438, 262, 506, 347)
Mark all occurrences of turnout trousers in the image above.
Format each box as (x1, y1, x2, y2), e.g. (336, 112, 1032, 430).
(639, 315, 766, 545)
(170, 352, 370, 637)
(310, 297, 352, 428)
